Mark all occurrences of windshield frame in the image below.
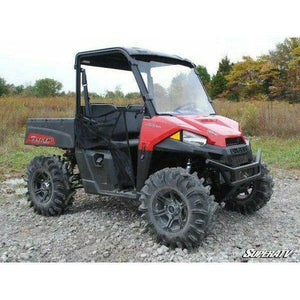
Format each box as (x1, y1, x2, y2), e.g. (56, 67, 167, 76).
(135, 58, 215, 116)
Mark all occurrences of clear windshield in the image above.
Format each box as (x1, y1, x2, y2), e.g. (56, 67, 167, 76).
(137, 61, 215, 115)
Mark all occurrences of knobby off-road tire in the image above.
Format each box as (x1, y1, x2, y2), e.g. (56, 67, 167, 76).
(26, 155, 75, 216)
(225, 162, 274, 215)
(139, 167, 217, 249)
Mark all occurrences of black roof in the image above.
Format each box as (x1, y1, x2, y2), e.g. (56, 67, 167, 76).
(75, 47, 194, 70)
(124, 47, 191, 62)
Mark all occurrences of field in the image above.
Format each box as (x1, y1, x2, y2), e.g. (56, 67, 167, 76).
(0, 96, 299, 178)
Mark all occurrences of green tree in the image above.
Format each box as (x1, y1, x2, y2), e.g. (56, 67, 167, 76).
(125, 92, 140, 99)
(218, 56, 232, 74)
(15, 85, 24, 94)
(114, 87, 124, 98)
(225, 56, 279, 100)
(210, 73, 228, 98)
(196, 65, 211, 92)
(0, 77, 9, 97)
(267, 38, 300, 101)
(5, 84, 24, 95)
(269, 38, 299, 71)
(226, 56, 261, 99)
(105, 90, 115, 99)
(105, 87, 125, 99)
(196, 65, 210, 84)
(210, 56, 233, 98)
(22, 85, 35, 97)
(34, 78, 63, 97)
(168, 73, 188, 106)
(91, 92, 102, 98)
(288, 45, 300, 102)
(224, 38, 299, 102)
(153, 83, 168, 100)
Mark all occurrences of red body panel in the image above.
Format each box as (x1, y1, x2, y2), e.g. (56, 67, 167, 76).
(25, 133, 56, 146)
(138, 115, 244, 151)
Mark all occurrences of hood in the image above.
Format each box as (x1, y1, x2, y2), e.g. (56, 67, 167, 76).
(175, 115, 244, 147)
(139, 114, 245, 151)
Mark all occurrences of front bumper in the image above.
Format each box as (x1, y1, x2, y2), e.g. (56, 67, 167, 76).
(206, 150, 262, 186)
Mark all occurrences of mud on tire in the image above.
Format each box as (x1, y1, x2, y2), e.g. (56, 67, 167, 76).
(139, 167, 217, 249)
(26, 155, 75, 216)
(225, 163, 274, 215)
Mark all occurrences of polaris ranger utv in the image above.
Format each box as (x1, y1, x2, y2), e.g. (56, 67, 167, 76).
(25, 47, 274, 248)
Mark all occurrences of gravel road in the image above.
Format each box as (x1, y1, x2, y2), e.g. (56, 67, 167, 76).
(0, 169, 299, 262)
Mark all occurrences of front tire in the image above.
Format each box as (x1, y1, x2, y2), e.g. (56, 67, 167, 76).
(26, 155, 75, 216)
(225, 163, 274, 214)
(139, 167, 216, 249)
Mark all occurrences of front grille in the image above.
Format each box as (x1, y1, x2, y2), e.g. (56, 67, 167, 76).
(228, 154, 250, 167)
(226, 137, 245, 146)
(227, 145, 251, 167)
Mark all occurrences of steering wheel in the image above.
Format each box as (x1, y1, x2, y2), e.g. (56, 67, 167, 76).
(174, 102, 197, 113)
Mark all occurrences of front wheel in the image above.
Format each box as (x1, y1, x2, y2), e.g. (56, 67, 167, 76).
(225, 163, 274, 214)
(139, 167, 217, 249)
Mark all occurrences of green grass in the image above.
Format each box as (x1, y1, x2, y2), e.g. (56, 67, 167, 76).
(0, 146, 63, 179)
(251, 137, 300, 170)
(0, 137, 299, 179)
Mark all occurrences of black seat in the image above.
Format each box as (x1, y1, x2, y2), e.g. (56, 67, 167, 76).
(112, 108, 144, 140)
(90, 103, 117, 117)
(89, 104, 144, 145)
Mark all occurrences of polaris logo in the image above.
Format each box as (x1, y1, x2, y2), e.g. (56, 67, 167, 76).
(230, 146, 248, 155)
(242, 249, 294, 259)
(26, 133, 55, 146)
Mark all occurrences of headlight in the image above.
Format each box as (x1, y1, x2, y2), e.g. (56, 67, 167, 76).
(182, 131, 207, 146)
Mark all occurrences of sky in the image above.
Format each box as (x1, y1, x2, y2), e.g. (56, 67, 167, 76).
(0, 0, 298, 94)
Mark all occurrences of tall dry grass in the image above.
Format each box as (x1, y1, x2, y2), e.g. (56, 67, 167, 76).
(0, 96, 74, 149)
(0, 96, 299, 152)
(0, 96, 142, 151)
(214, 100, 300, 137)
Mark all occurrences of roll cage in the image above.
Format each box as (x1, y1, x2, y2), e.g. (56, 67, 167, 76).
(74, 47, 197, 118)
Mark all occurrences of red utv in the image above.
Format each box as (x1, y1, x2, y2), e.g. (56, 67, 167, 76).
(24, 47, 274, 248)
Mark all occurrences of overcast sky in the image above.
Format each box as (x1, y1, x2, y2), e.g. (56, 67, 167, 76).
(0, 0, 298, 93)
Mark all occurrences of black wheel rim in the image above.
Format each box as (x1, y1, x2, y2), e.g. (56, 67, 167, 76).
(236, 183, 254, 200)
(152, 188, 188, 233)
(33, 171, 53, 203)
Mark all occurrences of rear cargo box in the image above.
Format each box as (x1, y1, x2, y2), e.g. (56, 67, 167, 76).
(25, 118, 75, 149)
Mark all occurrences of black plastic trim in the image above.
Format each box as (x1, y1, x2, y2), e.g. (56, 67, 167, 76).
(136, 150, 152, 191)
(155, 138, 253, 164)
(206, 150, 262, 186)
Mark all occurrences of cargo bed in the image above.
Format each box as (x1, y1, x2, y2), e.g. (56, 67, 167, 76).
(25, 118, 75, 148)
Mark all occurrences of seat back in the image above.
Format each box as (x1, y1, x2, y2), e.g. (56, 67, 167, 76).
(88, 104, 144, 141)
(90, 103, 117, 117)
(113, 107, 144, 140)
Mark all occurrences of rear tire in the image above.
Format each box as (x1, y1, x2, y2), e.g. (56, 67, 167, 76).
(26, 155, 75, 216)
(139, 167, 217, 249)
(225, 163, 274, 214)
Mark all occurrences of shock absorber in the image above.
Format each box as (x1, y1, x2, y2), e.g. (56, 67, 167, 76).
(186, 159, 192, 173)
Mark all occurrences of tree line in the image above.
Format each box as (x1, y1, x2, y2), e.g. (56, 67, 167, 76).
(197, 38, 299, 102)
(0, 38, 299, 102)
(0, 77, 141, 99)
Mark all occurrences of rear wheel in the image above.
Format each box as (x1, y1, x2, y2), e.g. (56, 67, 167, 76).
(26, 155, 75, 216)
(225, 163, 274, 214)
(139, 167, 217, 249)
